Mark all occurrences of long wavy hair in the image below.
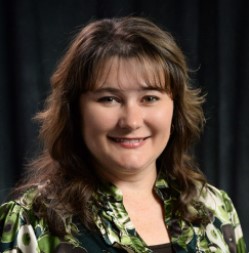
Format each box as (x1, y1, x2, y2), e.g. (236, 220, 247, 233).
(17, 16, 206, 235)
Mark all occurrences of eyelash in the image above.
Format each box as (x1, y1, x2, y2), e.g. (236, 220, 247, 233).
(142, 96, 160, 102)
(97, 96, 120, 103)
(97, 95, 160, 105)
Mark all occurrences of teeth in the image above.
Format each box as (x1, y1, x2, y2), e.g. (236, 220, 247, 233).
(114, 138, 143, 143)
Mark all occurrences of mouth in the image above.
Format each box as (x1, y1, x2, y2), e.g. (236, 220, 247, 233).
(108, 137, 147, 143)
(107, 136, 149, 148)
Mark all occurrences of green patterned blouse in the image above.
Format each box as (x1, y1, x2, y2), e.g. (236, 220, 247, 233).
(0, 179, 247, 253)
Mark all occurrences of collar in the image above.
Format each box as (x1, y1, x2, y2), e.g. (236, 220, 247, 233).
(90, 178, 200, 252)
(94, 177, 170, 200)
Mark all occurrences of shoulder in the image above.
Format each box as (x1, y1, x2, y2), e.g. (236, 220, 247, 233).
(0, 190, 113, 253)
(196, 183, 243, 228)
(0, 189, 57, 252)
(0, 199, 38, 252)
(0, 188, 42, 233)
(0, 189, 81, 253)
(195, 183, 247, 252)
(198, 183, 237, 220)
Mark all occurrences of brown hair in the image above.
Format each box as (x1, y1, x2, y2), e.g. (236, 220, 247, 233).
(17, 16, 206, 235)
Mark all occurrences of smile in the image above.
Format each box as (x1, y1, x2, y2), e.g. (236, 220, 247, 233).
(108, 137, 148, 148)
(112, 138, 145, 143)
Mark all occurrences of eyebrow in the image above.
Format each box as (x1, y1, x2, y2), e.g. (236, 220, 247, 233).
(92, 86, 166, 93)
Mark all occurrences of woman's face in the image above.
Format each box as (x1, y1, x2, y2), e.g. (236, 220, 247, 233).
(79, 57, 173, 181)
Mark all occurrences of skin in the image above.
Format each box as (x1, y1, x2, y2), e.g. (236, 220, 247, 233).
(80, 57, 173, 245)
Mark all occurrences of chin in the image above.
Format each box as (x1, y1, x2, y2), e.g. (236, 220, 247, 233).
(117, 162, 150, 172)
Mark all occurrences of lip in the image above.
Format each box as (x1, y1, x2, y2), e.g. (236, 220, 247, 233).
(108, 136, 149, 149)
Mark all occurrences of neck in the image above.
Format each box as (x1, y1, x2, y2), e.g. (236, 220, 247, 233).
(106, 170, 158, 201)
(95, 162, 158, 197)
(117, 174, 156, 196)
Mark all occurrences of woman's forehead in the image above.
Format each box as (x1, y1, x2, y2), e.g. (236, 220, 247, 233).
(93, 56, 167, 90)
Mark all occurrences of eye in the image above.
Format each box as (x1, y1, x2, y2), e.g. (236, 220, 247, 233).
(97, 96, 121, 104)
(142, 96, 160, 103)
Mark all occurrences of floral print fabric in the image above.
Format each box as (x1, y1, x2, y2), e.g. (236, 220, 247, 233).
(0, 179, 247, 253)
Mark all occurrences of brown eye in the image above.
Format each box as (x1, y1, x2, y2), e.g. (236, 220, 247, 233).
(98, 96, 121, 104)
(142, 96, 159, 103)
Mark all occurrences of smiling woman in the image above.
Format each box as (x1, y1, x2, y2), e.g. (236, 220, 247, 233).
(0, 17, 247, 253)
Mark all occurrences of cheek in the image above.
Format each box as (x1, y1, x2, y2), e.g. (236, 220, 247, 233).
(81, 106, 118, 138)
(81, 109, 103, 152)
(150, 106, 173, 132)
(151, 111, 173, 150)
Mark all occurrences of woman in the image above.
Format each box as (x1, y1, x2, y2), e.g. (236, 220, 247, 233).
(0, 17, 246, 253)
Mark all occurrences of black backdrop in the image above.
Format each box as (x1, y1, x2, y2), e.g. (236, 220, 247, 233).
(0, 0, 248, 245)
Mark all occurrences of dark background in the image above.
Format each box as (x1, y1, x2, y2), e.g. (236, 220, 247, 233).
(0, 0, 248, 245)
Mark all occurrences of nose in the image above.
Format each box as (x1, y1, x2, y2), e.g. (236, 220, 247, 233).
(118, 103, 143, 130)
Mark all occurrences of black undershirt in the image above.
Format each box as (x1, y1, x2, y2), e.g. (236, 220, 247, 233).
(148, 243, 173, 253)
